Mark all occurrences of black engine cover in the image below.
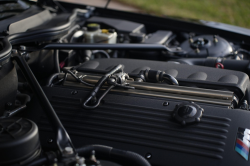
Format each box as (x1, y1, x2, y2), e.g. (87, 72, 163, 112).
(27, 86, 250, 166)
(24, 58, 250, 166)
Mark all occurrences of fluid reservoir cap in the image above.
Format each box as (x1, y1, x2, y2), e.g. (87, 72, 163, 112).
(172, 102, 204, 125)
(87, 23, 100, 31)
(0, 117, 40, 165)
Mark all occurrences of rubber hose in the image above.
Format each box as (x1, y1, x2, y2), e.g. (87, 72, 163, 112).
(54, 49, 60, 73)
(46, 73, 60, 87)
(26, 157, 47, 166)
(76, 145, 151, 166)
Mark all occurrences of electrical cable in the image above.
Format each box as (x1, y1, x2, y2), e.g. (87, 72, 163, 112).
(82, 64, 123, 109)
(61, 68, 95, 87)
(54, 49, 60, 73)
(83, 85, 115, 109)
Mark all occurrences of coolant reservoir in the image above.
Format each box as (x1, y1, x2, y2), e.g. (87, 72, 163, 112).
(84, 23, 101, 43)
(84, 23, 117, 44)
(94, 29, 117, 44)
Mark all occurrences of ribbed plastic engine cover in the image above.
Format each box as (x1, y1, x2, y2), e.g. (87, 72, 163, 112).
(32, 86, 250, 166)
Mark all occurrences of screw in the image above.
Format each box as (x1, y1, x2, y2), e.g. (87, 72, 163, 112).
(71, 90, 78, 95)
(47, 138, 53, 144)
(145, 153, 152, 159)
(64, 147, 73, 155)
(163, 102, 169, 106)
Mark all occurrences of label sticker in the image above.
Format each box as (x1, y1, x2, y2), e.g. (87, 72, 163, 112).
(235, 128, 250, 160)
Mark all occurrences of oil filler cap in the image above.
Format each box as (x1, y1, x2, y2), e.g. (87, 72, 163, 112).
(0, 117, 40, 165)
(172, 101, 204, 125)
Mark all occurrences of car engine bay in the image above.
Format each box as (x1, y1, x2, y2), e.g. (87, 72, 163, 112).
(1, 0, 250, 166)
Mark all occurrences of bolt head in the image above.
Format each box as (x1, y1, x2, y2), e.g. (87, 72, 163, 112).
(145, 153, 152, 159)
(163, 102, 169, 106)
(47, 138, 53, 143)
(64, 147, 73, 154)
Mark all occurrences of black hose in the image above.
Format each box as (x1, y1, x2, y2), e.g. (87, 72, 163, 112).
(54, 49, 60, 73)
(162, 73, 179, 85)
(26, 157, 47, 166)
(26, 145, 151, 166)
(46, 73, 60, 87)
(83, 85, 115, 109)
(169, 58, 250, 74)
(168, 58, 206, 65)
(76, 145, 151, 166)
(143, 69, 178, 85)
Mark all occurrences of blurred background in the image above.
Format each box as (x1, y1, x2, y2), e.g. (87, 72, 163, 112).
(58, 0, 250, 28)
